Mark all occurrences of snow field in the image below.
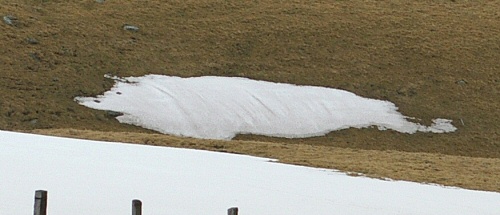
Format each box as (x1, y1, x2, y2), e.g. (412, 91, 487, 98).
(1, 131, 499, 215)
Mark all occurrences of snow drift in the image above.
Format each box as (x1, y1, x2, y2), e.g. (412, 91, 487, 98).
(76, 75, 456, 139)
(1, 131, 498, 215)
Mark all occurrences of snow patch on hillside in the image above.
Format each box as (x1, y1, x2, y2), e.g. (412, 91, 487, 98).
(76, 75, 456, 139)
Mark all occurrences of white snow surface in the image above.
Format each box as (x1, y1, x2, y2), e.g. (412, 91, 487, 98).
(1, 130, 499, 215)
(76, 75, 456, 140)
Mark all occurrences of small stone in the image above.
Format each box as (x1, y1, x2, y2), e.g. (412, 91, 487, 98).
(96, 0, 105, 3)
(456, 79, 467, 85)
(27, 37, 39, 44)
(3, 15, 17, 26)
(105, 110, 123, 118)
(29, 119, 38, 125)
(29, 52, 42, 61)
(123, 24, 139, 32)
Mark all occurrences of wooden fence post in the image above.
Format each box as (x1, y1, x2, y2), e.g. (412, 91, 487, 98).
(132, 199, 142, 215)
(228, 207, 238, 215)
(34, 190, 48, 215)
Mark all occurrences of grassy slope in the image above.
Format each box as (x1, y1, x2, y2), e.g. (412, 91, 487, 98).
(35, 129, 500, 192)
(1, 1, 499, 191)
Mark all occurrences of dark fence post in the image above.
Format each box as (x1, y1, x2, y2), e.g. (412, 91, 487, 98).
(228, 207, 238, 215)
(132, 199, 142, 215)
(34, 190, 48, 215)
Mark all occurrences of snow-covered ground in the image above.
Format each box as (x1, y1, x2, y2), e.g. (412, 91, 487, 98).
(1, 130, 499, 215)
(76, 75, 456, 140)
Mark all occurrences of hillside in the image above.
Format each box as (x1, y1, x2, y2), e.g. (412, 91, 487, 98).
(1, 1, 499, 191)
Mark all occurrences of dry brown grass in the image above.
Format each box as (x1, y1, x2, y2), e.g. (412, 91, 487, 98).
(33, 129, 500, 192)
(1, 1, 499, 192)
